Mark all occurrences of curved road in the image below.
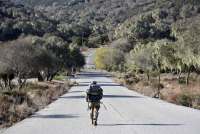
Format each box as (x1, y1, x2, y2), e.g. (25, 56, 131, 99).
(1, 70, 200, 134)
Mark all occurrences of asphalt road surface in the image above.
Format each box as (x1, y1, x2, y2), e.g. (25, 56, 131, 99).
(2, 70, 200, 134)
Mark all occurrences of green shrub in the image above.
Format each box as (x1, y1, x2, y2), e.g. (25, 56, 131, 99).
(53, 75, 65, 81)
(178, 77, 186, 84)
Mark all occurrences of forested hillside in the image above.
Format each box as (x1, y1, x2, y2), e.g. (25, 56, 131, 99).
(3, 0, 200, 112)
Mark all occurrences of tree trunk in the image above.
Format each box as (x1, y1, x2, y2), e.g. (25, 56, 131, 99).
(49, 75, 54, 81)
(38, 72, 44, 82)
(147, 72, 150, 81)
(156, 58, 161, 98)
(17, 73, 26, 90)
(186, 66, 191, 85)
(0, 80, 4, 90)
(18, 77, 22, 90)
(8, 79, 12, 90)
(158, 71, 161, 99)
(177, 70, 182, 80)
(3, 79, 7, 89)
(21, 79, 27, 88)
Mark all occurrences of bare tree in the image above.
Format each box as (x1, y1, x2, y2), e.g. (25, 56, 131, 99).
(1, 37, 44, 89)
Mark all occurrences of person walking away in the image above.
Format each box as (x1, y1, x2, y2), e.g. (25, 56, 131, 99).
(86, 81, 103, 126)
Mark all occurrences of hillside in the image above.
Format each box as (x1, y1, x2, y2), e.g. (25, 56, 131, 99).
(0, 0, 60, 41)
(9, 0, 199, 46)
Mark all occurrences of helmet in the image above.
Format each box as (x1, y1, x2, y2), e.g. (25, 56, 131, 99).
(92, 81, 97, 84)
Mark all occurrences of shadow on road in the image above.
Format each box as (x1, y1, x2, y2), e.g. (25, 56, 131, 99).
(60, 95, 143, 99)
(74, 83, 122, 87)
(78, 82, 115, 84)
(68, 91, 85, 93)
(98, 123, 183, 126)
(32, 114, 79, 119)
(77, 72, 112, 78)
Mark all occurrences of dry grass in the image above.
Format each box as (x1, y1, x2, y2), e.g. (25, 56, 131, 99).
(115, 73, 200, 110)
(0, 80, 71, 128)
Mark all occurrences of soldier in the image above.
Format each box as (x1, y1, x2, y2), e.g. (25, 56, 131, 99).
(86, 81, 103, 125)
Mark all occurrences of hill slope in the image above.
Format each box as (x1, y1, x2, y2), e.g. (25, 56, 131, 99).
(0, 0, 58, 41)
(11, 0, 200, 42)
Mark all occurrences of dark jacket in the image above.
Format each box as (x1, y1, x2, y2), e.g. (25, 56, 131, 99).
(86, 83, 103, 102)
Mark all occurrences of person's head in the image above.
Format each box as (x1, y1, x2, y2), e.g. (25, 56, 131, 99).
(92, 81, 97, 85)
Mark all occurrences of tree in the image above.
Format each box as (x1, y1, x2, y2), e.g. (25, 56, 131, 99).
(70, 47, 85, 72)
(172, 18, 200, 85)
(32, 34, 86, 77)
(0, 37, 41, 89)
(108, 49, 125, 71)
(0, 58, 14, 90)
(95, 48, 110, 70)
(95, 47, 125, 71)
(0, 36, 62, 88)
(133, 14, 154, 40)
(111, 38, 134, 53)
(34, 48, 59, 81)
(127, 40, 173, 98)
(128, 44, 155, 81)
(33, 35, 71, 74)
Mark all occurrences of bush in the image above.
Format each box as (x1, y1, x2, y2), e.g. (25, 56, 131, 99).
(193, 94, 200, 109)
(178, 77, 186, 84)
(95, 47, 125, 71)
(125, 77, 139, 85)
(124, 73, 140, 85)
(176, 93, 193, 107)
(0, 90, 35, 126)
(95, 48, 110, 70)
(54, 75, 65, 81)
(1, 91, 31, 105)
(0, 37, 61, 88)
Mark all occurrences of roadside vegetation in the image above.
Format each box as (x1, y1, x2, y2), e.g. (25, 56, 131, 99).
(94, 1, 200, 109)
(0, 81, 71, 128)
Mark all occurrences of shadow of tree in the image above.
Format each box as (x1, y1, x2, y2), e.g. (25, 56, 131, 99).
(98, 123, 183, 126)
(60, 95, 143, 99)
(74, 83, 122, 87)
(31, 114, 79, 119)
(68, 91, 85, 93)
(77, 72, 112, 78)
(78, 82, 115, 84)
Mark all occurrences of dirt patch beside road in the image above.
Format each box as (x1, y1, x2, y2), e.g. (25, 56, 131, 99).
(113, 73, 200, 110)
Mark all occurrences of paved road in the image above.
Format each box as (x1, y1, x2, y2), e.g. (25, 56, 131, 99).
(2, 71, 200, 134)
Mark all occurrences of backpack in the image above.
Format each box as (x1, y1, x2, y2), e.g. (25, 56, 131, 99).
(87, 85, 103, 102)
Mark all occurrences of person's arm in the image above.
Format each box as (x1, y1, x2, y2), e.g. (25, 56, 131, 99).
(100, 87, 103, 97)
(86, 90, 89, 102)
(86, 85, 91, 102)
